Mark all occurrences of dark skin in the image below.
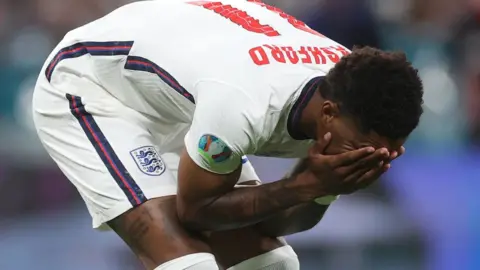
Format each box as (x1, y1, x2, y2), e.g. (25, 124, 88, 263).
(107, 196, 213, 270)
(176, 90, 405, 232)
(256, 140, 404, 237)
(255, 91, 405, 236)
(208, 142, 405, 268)
(107, 90, 406, 270)
(254, 159, 330, 237)
(108, 196, 284, 269)
(203, 181, 288, 268)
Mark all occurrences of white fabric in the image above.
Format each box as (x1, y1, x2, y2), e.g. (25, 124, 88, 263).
(227, 245, 299, 270)
(33, 0, 350, 228)
(41, 0, 349, 175)
(154, 253, 219, 270)
(32, 72, 260, 229)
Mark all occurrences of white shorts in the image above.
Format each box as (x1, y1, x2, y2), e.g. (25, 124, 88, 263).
(32, 55, 260, 229)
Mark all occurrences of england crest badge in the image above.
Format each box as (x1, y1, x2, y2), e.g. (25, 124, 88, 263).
(130, 146, 166, 176)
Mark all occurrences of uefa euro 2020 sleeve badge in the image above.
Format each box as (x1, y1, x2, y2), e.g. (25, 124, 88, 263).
(198, 134, 232, 164)
(130, 146, 166, 176)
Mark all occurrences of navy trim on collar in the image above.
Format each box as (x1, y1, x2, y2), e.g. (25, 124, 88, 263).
(287, 77, 324, 140)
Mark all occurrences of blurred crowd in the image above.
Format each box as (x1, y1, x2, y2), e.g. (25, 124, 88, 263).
(0, 0, 479, 145)
(0, 0, 479, 270)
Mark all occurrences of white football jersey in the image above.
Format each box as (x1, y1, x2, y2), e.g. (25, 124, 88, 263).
(45, 0, 350, 174)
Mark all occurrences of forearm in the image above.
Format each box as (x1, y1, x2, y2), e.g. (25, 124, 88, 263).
(180, 175, 313, 232)
(256, 202, 329, 237)
(256, 158, 329, 236)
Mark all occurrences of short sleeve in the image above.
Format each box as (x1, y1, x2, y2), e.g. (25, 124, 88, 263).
(185, 80, 263, 174)
(238, 156, 261, 184)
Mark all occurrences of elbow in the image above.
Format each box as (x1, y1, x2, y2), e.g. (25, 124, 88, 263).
(290, 222, 319, 235)
(257, 216, 323, 237)
(176, 202, 197, 227)
(260, 222, 318, 238)
(177, 199, 208, 231)
(257, 224, 305, 238)
(283, 217, 325, 236)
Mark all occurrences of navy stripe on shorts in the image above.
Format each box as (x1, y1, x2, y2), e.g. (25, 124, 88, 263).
(66, 94, 147, 206)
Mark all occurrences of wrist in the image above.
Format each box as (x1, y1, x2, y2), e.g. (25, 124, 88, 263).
(289, 171, 328, 203)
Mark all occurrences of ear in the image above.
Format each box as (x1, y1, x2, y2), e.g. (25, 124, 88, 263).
(321, 100, 341, 124)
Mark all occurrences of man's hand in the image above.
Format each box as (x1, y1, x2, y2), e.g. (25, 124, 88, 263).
(256, 142, 402, 237)
(298, 133, 391, 198)
(387, 146, 405, 164)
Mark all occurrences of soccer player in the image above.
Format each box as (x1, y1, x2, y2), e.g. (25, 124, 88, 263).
(32, 0, 423, 269)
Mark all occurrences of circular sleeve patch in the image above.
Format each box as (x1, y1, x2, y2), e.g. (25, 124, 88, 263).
(198, 134, 233, 164)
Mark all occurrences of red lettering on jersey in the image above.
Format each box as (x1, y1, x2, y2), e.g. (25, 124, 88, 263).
(298, 46, 312, 64)
(321, 47, 340, 63)
(249, 44, 349, 66)
(281, 46, 299, 64)
(332, 45, 350, 56)
(247, 0, 324, 37)
(249, 46, 270, 65)
(264, 45, 286, 63)
(188, 1, 280, 36)
(187, 1, 211, 5)
(307, 46, 326, 64)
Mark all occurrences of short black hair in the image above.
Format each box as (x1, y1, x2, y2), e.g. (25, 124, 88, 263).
(319, 46, 424, 139)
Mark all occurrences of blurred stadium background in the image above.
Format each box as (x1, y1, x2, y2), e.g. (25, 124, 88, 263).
(1, 0, 479, 269)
